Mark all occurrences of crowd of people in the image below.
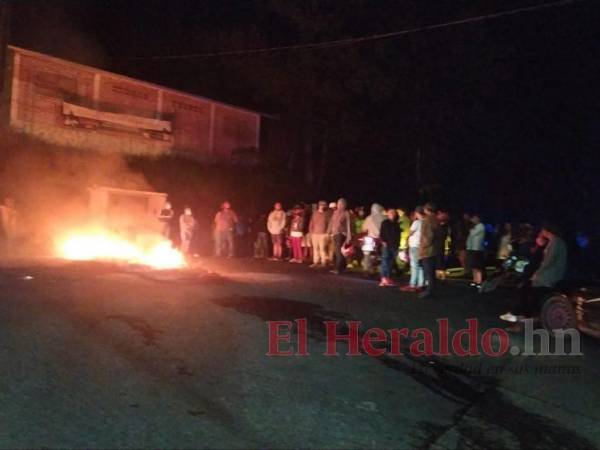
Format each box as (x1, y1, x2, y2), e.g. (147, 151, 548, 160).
(0, 193, 570, 331)
(160, 199, 568, 319)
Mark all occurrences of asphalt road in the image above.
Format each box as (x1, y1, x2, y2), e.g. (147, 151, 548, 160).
(1, 257, 599, 449)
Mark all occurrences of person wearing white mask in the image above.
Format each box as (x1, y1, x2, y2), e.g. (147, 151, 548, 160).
(179, 207, 196, 256)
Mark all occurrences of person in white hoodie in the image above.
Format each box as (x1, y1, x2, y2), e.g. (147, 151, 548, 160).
(361, 203, 385, 274)
(267, 202, 286, 261)
(179, 207, 196, 256)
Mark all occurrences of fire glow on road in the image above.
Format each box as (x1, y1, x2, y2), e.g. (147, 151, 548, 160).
(56, 229, 186, 269)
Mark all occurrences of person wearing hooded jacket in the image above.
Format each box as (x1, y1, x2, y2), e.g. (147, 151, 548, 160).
(327, 198, 352, 274)
(179, 207, 197, 256)
(361, 203, 385, 273)
(379, 208, 401, 286)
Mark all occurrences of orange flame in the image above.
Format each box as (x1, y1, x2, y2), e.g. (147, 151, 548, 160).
(56, 229, 186, 269)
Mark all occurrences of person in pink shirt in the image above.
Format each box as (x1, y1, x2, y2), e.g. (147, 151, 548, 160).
(214, 201, 238, 258)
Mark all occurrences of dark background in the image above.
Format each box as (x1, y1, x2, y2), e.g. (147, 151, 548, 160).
(5, 0, 600, 229)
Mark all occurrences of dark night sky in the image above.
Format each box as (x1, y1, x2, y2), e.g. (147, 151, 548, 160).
(7, 0, 600, 226)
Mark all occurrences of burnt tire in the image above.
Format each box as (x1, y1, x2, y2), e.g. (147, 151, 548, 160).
(540, 294, 576, 334)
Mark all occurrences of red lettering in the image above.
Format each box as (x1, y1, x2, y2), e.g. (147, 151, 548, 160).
(362, 328, 388, 357)
(481, 328, 510, 357)
(295, 318, 309, 356)
(389, 328, 409, 356)
(410, 328, 434, 356)
(451, 318, 481, 356)
(436, 318, 450, 356)
(324, 321, 362, 356)
(266, 321, 294, 356)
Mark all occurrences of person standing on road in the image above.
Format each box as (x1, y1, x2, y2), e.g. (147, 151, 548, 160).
(467, 213, 486, 289)
(401, 206, 425, 292)
(253, 213, 269, 259)
(361, 203, 385, 274)
(327, 198, 352, 274)
(158, 201, 174, 240)
(214, 201, 238, 258)
(452, 213, 471, 270)
(496, 222, 513, 264)
(267, 202, 286, 261)
(325, 201, 337, 264)
(179, 207, 196, 256)
(289, 205, 305, 263)
(309, 201, 330, 267)
(418, 203, 439, 299)
(379, 208, 400, 287)
(435, 210, 450, 281)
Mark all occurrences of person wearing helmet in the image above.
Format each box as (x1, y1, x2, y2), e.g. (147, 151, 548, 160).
(327, 198, 352, 274)
(379, 208, 400, 286)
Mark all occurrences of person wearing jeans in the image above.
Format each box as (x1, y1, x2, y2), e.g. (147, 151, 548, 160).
(214, 201, 238, 258)
(327, 198, 352, 274)
(379, 208, 400, 286)
(409, 246, 425, 288)
(418, 203, 439, 299)
(401, 206, 425, 292)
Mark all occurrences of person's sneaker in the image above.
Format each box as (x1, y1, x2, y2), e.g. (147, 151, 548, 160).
(499, 312, 526, 323)
(330, 270, 339, 275)
(499, 312, 518, 322)
(309, 263, 319, 268)
(400, 285, 416, 292)
(379, 278, 396, 287)
(469, 282, 478, 287)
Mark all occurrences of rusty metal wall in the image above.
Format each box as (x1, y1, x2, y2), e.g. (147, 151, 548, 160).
(7, 46, 261, 162)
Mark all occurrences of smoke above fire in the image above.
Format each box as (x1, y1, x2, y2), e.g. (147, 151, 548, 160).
(0, 132, 184, 268)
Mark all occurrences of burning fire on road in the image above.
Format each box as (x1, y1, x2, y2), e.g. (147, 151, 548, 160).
(55, 228, 186, 270)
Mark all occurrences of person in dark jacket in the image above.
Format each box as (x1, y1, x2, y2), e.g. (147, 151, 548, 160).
(451, 213, 471, 270)
(289, 205, 305, 263)
(379, 208, 401, 286)
(327, 198, 352, 274)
